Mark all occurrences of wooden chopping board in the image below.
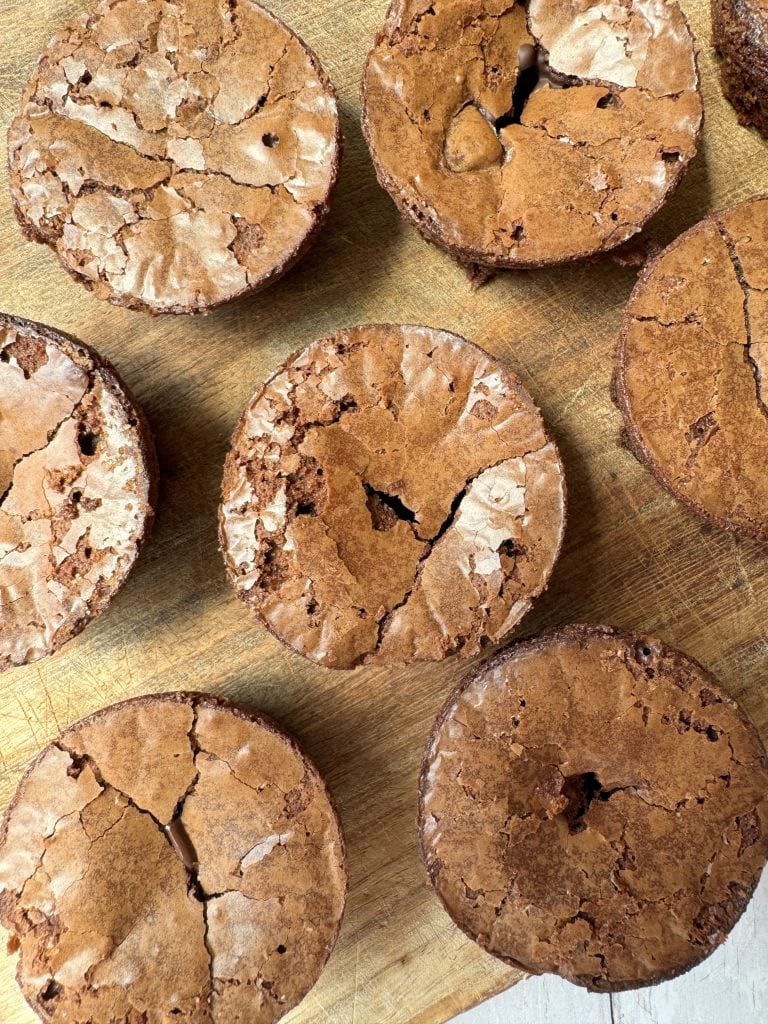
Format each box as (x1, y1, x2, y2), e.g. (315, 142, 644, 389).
(0, 1, 766, 1021)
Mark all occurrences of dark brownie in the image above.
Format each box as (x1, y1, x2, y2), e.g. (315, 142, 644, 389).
(712, 0, 768, 136)
(0, 692, 347, 1023)
(613, 196, 768, 541)
(0, 313, 156, 671)
(219, 324, 566, 669)
(361, 0, 702, 269)
(419, 625, 768, 991)
(8, 0, 341, 315)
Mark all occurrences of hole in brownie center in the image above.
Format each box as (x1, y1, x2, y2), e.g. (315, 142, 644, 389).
(495, 43, 572, 130)
(561, 771, 604, 833)
(365, 485, 416, 532)
(496, 44, 540, 129)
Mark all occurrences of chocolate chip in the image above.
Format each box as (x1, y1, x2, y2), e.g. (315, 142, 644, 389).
(517, 43, 537, 72)
(165, 819, 198, 871)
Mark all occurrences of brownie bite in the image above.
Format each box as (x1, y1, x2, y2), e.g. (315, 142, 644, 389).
(712, 0, 768, 136)
(220, 324, 566, 669)
(8, 0, 341, 315)
(0, 313, 156, 671)
(419, 625, 768, 991)
(361, 0, 702, 269)
(614, 195, 768, 541)
(0, 692, 347, 1024)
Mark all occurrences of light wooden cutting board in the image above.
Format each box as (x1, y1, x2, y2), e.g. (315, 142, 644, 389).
(0, 1, 766, 1021)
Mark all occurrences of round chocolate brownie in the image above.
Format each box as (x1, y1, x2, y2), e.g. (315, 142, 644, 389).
(0, 692, 347, 1024)
(8, 0, 341, 315)
(361, 0, 702, 269)
(219, 324, 566, 669)
(419, 625, 768, 991)
(0, 313, 156, 671)
(614, 196, 768, 541)
(712, 0, 768, 136)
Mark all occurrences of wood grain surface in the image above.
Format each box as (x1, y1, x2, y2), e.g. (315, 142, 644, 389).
(0, 2, 766, 1022)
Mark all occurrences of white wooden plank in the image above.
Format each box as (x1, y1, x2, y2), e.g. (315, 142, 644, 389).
(452, 870, 767, 1024)
(452, 971, 613, 1024)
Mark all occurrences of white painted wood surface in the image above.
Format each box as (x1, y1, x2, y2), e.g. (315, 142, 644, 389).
(454, 870, 768, 1024)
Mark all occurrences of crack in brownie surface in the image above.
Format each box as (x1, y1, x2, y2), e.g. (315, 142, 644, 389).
(0, 693, 347, 1024)
(219, 324, 566, 669)
(362, 0, 702, 268)
(8, 0, 340, 314)
(614, 196, 768, 541)
(0, 314, 155, 670)
(419, 625, 768, 991)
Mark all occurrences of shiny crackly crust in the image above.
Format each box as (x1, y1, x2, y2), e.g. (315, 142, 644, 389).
(712, 0, 768, 137)
(612, 196, 768, 542)
(8, 0, 342, 316)
(0, 312, 157, 670)
(361, 0, 703, 269)
(219, 324, 567, 670)
(0, 690, 348, 1024)
(418, 624, 768, 991)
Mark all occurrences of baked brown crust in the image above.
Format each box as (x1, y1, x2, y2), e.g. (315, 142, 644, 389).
(0, 691, 347, 1024)
(613, 195, 768, 542)
(219, 324, 567, 670)
(712, 0, 768, 136)
(0, 312, 156, 671)
(361, 0, 702, 269)
(8, 0, 341, 315)
(418, 624, 768, 991)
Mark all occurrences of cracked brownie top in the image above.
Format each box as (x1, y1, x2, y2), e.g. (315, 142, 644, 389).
(7, 0, 341, 315)
(0, 692, 347, 1024)
(418, 624, 768, 991)
(219, 324, 566, 670)
(361, 0, 702, 268)
(0, 313, 155, 671)
(614, 195, 768, 541)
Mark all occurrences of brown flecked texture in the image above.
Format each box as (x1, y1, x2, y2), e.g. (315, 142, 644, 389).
(0, 313, 156, 671)
(361, 0, 703, 269)
(418, 625, 768, 992)
(0, 692, 347, 1024)
(219, 324, 567, 670)
(613, 195, 768, 541)
(712, 0, 768, 136)
(8, 0, 341, 315)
